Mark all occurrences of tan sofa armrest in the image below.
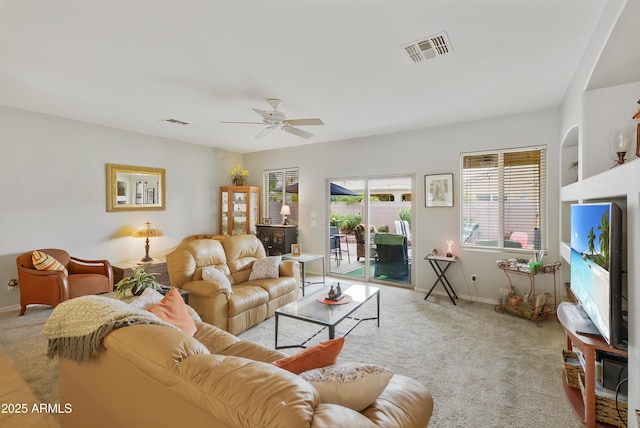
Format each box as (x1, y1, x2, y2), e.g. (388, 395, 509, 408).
(311, 404, 377, 427)
(219, 341, 286, 363)
(279, 260, 298, 278)
(361, 375, 434, 427)
(193, 321, 240, 354)
(181, 280, 232, 297)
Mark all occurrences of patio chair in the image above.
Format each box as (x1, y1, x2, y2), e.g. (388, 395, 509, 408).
(374, 233, 409, 280)
(354, 224, 377, 261)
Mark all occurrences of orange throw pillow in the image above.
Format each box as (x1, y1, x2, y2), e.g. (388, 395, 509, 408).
(147, 288, 197, 337)
(273, 337, 345, 374)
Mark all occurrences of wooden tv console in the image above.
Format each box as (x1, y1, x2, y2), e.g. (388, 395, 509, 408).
(557, 302, 628, 427)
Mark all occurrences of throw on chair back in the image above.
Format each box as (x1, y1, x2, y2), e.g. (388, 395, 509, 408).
(394, 220, 411, 241)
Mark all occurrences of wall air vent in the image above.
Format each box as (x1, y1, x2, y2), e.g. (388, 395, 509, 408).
(402, 32, 452, 63)
(162, 118, 190, 126)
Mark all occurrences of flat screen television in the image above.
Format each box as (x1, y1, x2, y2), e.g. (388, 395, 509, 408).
(570, 202, 626, 350)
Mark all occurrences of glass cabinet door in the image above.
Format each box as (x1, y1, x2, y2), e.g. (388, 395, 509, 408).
(220, 186, 260, 235)
(221, 191, 229, 233)
(250, 191, 258, 234)
(232, 191, 247, 235)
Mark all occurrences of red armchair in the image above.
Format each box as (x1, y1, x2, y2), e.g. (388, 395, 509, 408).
(16, 249, 113, 315)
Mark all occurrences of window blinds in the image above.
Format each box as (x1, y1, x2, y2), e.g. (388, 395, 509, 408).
(460, 147, 546, 251)
(263, 168, 299, 224)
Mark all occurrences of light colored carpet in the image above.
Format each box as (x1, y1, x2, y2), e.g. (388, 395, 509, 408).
(0, 285, 582, 428)
(240, 282, 582, 428)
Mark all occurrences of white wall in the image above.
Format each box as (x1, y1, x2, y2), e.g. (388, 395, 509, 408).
(0, 105, 242, 310)
(244, 108, 561, 304)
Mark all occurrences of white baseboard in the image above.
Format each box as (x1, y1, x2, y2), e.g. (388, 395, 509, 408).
(0, 304, 21, 314)
(414, 287, 496, 305)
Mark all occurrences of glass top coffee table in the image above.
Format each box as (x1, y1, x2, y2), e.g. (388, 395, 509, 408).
(275, 283, 380, 349)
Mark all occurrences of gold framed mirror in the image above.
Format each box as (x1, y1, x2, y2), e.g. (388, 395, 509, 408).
(106, 164, 166, 212)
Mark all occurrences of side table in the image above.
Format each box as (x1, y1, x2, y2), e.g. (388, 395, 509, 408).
(282, 253, 326, 296)
(424, 255, 459, 305)
(494, 261, 561, 326)
(112, 259, 170, 288)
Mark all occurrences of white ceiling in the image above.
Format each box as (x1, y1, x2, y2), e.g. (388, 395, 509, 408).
(0, 1, 609, 154)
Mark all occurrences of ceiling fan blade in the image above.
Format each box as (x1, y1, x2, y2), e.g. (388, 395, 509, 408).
(255, 127, 276, 139)
(220, 121, 265, 125)
(285, 118, 324, 126)
(284, 126, 314, 139)
(252, 108, 273, 121)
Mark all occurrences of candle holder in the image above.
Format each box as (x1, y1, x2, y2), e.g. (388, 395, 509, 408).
(611, 125, 633, 167)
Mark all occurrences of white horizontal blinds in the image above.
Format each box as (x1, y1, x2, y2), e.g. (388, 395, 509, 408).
(284, 169, 299, 224)
(263, 168, 299, 224)
(503, 150, 545, 250)
(461, 153, 500, 247)
(461, 147, 546, 251)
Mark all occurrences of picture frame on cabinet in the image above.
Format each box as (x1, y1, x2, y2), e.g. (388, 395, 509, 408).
(425, 173, 453, 207)
(291, 244, 302, 257)
(262, 218, 271, 225)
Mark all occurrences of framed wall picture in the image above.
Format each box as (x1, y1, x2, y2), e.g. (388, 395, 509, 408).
(425, 173, 453, 207)
(291, 244, 302, 256)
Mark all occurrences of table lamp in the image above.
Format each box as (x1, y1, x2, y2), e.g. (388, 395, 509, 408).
(446, 240, 454, 257)
(280, 205, 291, 225)
(132, 221, 163, 262)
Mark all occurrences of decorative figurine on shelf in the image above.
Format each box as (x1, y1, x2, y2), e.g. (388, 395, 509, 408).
(446, 240, 454, 258)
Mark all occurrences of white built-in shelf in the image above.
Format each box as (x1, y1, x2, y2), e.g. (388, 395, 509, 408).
(560, 159, 639, 202)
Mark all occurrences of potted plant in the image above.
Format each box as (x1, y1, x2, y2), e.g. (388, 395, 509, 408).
(229, 164, 249, 186)
(569, 161, 578, 181)
(115, 266, 163, 297)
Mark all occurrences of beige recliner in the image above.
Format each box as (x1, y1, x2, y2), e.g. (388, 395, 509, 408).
(166, 235, 298, 335)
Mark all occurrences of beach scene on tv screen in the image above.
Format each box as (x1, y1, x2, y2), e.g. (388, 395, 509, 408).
(570, 204, 610, 341)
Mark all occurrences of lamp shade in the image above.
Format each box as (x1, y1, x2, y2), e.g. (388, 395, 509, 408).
(132, 222, 163, 262)
(280, 205, 291, 216)
(132, 222, 163, 238)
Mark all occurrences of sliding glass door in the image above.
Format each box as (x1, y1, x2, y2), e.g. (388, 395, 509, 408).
(328, 176, 413, 286)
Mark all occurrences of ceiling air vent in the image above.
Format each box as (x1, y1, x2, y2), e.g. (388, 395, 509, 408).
(403, 32, 452, 63)
(162, 118, 190, 126)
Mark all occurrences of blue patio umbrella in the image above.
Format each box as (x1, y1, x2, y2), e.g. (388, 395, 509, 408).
(277, 182, 359, 196)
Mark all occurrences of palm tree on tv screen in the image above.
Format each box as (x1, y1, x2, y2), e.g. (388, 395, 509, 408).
(597, 211, 610, 270)
(587, 227, 596, 256)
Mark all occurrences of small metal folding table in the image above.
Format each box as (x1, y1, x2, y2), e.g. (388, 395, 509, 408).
(424, 254, 459, 305)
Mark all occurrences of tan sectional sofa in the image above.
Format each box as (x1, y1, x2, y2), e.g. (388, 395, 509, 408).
(166, 234, 298, 335)
(59, 318, 434, 427)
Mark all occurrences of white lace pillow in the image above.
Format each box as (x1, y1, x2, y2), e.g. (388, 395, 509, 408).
(202, 266, 232, 287)
(248, 256, 281, 280)
(128, 287, 165, 310)
(300, 362, 394, 412)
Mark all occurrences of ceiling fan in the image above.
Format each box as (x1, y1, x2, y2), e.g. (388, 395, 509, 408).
(221, 99, 324, 139)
